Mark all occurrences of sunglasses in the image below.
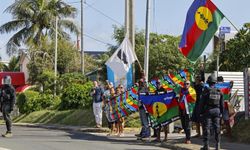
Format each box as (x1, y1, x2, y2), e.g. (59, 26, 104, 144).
(185, 83, 190, 85)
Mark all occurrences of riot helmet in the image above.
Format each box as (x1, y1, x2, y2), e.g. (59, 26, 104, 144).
(217, 76, 224, 83)
(2, 75, 12, 85)
(206, 75, 216, 84)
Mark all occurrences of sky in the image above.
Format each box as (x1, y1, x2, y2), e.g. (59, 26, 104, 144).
(0, 0, 249, 61)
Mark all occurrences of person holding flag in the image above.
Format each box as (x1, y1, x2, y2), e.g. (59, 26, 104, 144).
(178, 80, 196, 144)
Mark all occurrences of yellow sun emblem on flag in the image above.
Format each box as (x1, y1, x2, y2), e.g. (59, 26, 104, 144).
(126, 98, 133, 105)
(195, 6, 213, 30)
(152, 102, 167, 118)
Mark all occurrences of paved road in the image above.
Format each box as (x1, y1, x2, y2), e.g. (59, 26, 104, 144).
(0, 126, 168, 150)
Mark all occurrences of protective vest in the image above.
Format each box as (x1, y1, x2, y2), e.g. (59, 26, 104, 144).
(207, 87, 221, 108)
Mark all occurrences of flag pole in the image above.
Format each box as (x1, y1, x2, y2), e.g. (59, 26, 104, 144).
(144, 0, 151, 82)
(224, 16, 240, 33)
(224, 15, 250, 47)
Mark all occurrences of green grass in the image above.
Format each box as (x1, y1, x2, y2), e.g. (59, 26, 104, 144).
(12, 109, 141, 128)
(232, 118, 250, 143)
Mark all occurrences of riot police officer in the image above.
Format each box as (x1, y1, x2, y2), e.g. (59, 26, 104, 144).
(200, 75, 224, 150)
(0, 76, 16, 138)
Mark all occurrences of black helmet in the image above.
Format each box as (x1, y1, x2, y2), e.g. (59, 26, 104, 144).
(217, 76, 224, 82)
(2, 75, 12, 85)
(207, 75, 216, 84)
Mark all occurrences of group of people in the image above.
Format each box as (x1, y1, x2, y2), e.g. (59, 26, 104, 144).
(91, 73, 229, 150)
(91, 80, 126, 137)
(135, 74, 226, 150)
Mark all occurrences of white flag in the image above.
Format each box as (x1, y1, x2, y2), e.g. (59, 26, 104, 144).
(105, 37, 138, 78)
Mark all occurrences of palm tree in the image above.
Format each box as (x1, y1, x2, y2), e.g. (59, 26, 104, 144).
(0, 0, 79, 55)
(3, 56, 20, 72)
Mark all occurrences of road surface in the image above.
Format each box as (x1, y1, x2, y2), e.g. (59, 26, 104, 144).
(0, 126, 168, 150)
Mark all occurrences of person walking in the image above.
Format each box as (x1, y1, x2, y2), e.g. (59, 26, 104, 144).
(179, 80, 196, 144)
(0, 76, 16, 138)
(200, 75, 224, 150)
(91, 81, 104, 128)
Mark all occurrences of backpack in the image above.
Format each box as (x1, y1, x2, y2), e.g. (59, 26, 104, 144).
(207, 87, 221, 107)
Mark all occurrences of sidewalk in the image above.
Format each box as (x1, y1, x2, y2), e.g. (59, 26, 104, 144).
(13, 123, 250, 150)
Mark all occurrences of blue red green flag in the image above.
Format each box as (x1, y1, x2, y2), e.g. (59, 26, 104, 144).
(179, 0, 224, 62)
(140, 91, 179, 128)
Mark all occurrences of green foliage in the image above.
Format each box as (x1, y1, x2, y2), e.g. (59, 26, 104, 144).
(207, 25, 250, 72)
(13, 109, 107, 127)
(58, 72, 87, 89)
(17, 91, 40, 113)
(17, 90, 60, 114)
(3, 56, 20, 71)
(0, 0, 79, 55)
(60, 81, 93, 110)
(47, 39, 80, 74)
(36, 70, 56, 94)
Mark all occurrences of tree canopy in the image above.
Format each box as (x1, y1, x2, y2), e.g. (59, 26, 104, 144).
(0, 0, 79, 55)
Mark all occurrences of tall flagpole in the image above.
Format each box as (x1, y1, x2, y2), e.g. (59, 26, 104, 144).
(80, 0, 84, 74)
(144, 0, 151, 82)
(54, 16, 58, 96)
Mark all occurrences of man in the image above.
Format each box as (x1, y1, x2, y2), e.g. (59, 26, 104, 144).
(200, 75, 224, 150)
(179, 80, 196, 144)
(0, 76, 16, 138)
(192, 75, 204, 137)
(136, 76, 150, 140)
(91, 81, 104, 128)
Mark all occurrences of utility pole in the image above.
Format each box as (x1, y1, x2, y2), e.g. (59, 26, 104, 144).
(54, 16, 58, 96)
(129, 0, 135, 51)
(81, 0, 84, 74)
(126, 0, 136, 83)
(125, 0, 129, 35)
(144, 0, 151, 82)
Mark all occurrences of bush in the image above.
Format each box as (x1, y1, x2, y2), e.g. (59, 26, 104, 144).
(17, 90, 61, 114)
(60, 81, 93, 110)
(58, 73, 87, 89)
(17, 91, 40, 113)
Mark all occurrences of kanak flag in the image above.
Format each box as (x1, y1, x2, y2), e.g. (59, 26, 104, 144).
(179, 0, 224, 62)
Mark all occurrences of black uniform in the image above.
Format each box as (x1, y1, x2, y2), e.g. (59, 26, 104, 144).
(200, 85, 224, 150)
(192, 82, 204, 123)
(1, 84, 16, 133)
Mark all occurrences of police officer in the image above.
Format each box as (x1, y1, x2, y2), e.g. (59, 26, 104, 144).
(200, 75, 224, 150)
(0, 76, 16, 138)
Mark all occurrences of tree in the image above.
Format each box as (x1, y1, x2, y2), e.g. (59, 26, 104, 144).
(207, 24, 250, 72)
(3, 56, 20, 72)
(0, 0, 79, 55)
(110, 26, 193, 80)
(27, 38, 80, 84)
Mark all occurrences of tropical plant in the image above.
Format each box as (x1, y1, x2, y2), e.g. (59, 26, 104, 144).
(0, 0, 79, 55)
(60, 81, 93, 110)
(2, 56, 20, 71)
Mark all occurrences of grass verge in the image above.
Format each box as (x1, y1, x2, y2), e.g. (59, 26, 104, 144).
(12, 109, 141, 128)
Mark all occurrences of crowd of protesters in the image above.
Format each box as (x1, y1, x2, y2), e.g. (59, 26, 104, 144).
(91, 71, 234, 150)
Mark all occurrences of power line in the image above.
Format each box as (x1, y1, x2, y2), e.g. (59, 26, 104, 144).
(84, 1, 123, 26)
(84, 33, 113, 46)
(67, 0, 122, 26)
